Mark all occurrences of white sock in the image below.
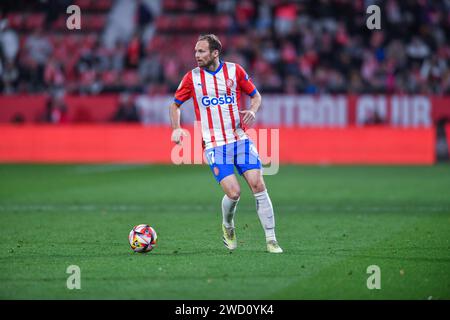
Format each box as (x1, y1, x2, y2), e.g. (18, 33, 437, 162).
(254, 190, 277, 242)
(222, 195, 239, 228)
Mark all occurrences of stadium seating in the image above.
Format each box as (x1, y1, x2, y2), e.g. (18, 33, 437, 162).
(1, 0, 449, 96)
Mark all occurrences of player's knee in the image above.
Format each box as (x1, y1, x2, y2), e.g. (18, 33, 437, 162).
(250, 181, 266, 194)
(227, 189, 241, 200)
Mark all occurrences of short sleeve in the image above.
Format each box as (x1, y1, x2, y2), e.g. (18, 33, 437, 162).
(235, 64, 257, 97)
(174, 72, 193, 105)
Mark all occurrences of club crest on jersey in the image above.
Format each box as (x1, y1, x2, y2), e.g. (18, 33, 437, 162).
(201, 94, 235, 107)
(226, 79, 234, 88)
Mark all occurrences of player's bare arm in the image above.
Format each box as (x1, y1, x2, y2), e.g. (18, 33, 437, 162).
(240, 91, 262, 126)
(169, 102, 186, 145)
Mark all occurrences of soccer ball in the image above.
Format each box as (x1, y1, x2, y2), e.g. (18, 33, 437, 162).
(129, 224, 157, 253)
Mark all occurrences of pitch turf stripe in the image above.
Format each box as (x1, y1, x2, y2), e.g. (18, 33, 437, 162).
(73, 164, 146, 174)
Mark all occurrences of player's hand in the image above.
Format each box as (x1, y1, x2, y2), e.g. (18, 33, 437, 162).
(171, 128, 187, 145)
(239, 110, 256, 126)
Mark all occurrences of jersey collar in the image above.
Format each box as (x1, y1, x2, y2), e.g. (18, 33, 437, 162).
(202, 60, 223, 76)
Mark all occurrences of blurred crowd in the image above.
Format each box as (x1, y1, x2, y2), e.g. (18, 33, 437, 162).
(0, 0, 449, 97)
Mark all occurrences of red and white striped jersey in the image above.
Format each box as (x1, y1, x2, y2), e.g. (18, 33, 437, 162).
(174, 61, 257, 150)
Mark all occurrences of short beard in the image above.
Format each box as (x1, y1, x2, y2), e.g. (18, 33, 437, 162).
(202, 55, 216, 69)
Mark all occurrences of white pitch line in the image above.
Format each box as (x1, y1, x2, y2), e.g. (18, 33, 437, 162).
(0, 204, 449, 213)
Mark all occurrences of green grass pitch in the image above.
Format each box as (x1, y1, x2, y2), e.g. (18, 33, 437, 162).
(0, 164, 449, 299)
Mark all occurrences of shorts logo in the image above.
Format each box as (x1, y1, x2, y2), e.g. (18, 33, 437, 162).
(213, 167, 220, 176)
(226, 79, 234, 89)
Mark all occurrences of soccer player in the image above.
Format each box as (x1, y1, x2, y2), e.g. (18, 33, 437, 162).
(169, 34, 282, 253)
